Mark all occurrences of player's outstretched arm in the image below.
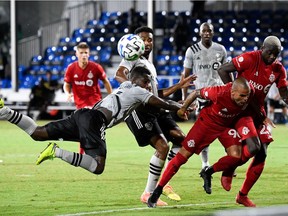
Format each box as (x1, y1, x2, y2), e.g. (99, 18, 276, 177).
(160, 74, 197, 98)
(218, 62, 236, 84)
(177, 89, 200, 119)
(147, 95, 182, 112)
(114, 66, 129, 83)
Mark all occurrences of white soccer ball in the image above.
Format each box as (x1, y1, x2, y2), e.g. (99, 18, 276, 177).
(117, 34, 145, 61)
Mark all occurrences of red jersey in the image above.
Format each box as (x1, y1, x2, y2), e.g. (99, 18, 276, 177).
(232, 50, 287, 112)
(199, 82, 253, 128)
(182, 82, 253, 154)
(64, 61, 107, 109)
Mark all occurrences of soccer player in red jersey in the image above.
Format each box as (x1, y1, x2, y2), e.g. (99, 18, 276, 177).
(147, 77, 254, 208)
(214, 35, 288, 207)
(63, 42, 113, 154)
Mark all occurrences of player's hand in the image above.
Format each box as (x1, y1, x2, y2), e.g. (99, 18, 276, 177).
(66, 93, 74, 103)
(177, 108, 188, 120)
(179, 74, 197, 88)
(263, 117, 276, 128)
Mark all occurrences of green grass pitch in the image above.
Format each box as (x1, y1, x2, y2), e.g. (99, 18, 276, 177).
(0, 120, 288, 216)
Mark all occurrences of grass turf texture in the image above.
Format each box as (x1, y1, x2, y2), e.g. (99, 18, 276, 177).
(0, 120, 288, 216)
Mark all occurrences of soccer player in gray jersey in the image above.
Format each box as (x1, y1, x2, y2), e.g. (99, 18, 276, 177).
(115, 26, 196, 206)
(182, 22, 227, 173)
(0, 66, 191, 177)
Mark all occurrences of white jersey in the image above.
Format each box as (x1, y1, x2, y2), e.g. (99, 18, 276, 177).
(183, 41, 227, 89)
(118, 56, 158, 96)
(94, 81, 153, 128)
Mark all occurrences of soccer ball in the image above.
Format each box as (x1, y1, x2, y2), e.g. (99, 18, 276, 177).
(117, 34, 145, 61)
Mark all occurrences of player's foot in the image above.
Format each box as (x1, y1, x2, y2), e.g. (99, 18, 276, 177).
(162, 184, 181, 201)
(147, 186, 164, 208)
(36, 142, 59, 165)
(0, 98, 4, 108)
(236, 193, 256, 207)
(140, 191, 167, 207)
(221, 170, 234, 191)
(0, 98, 11, 118)
(199, 166, 212, 194)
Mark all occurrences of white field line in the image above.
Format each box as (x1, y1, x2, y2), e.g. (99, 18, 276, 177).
(56, 201, 233, 216)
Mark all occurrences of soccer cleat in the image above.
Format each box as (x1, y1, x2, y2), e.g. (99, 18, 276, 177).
(162, 184, 181, 201)
(221, 175, 232, 191)
(141, 191, 167, 207)
(0, 98, 11, 118)
(221, 170, 234, 191)
(147, 186, 164, 208)
(236, 193, 256, 207)
(36, 142, 59, 165)
(0, 98, 4, 108)
(199, 167, 212, 194)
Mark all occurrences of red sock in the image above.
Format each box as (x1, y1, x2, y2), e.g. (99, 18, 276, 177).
(79, 146, 84, 154)
(241, 145, 253, 164)
(212, 155, 241, 172)
(158, 153, 187, 187)
(240, 158, 265, 195)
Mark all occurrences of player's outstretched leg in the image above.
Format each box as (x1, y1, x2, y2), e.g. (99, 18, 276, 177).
(236, 192, 256, 207)
(199, 167, 212, 194)
(147, 186, 163, 208)
(36, 142, 59, 165)
(162, 184, 181, 201)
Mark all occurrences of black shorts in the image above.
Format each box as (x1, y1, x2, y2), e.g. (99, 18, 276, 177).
(267, 99, 286, 109)
(45, 109, 107, 157)
(125, 109, 179, 147)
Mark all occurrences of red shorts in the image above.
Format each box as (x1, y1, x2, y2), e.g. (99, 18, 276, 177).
(235, 116, 273, 143)
(182, 120, 241, 154)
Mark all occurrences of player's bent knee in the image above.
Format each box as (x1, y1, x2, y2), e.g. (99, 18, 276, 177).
(246, 137, 261, 156)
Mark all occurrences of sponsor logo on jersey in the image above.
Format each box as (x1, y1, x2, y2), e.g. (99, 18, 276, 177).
(217, 111, 237, 118)
(212, 62, 221, 70)
(187, 139, 195, 148)
(248, 80, 272, 94)
(86, 79, 94, 87)
(74, 80, 85, 85)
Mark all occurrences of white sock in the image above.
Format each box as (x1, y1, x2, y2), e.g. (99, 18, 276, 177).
(144, 155, 165, 193)
(201, 146, 210, 168)
(167, 145, 180, 162)
(4, 108, 37, 135)
(55, 148, 98, 173)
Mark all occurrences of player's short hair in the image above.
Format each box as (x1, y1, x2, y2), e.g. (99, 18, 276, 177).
(77, 42, 90, 49)
(130, 66, 151, 79)
(199, 22, 214, 33)
(263, 36, 281, 48)
(134, 26, 154, 35)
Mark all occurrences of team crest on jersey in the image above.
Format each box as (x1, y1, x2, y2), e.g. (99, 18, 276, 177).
(86, 79, 93, 87)
(238, 56, 244, 62)
(269, 73, 275, 82)
(145, 122, 153, 131)
(88, 71, 93, 79)
(187, 139, 195, 148)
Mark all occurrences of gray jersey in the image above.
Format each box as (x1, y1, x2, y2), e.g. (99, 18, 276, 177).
(183, 41, 227, 89)
(94, 81, 153, 128)
(118, 56, 158, 96)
